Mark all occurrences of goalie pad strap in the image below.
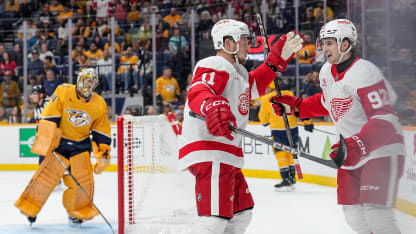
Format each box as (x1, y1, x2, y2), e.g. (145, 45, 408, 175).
(31, 120, 62, 156)
(15, 152, 68, 217)
(63, 151, 98, 220)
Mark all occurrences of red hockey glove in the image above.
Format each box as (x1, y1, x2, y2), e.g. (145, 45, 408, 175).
(265, 31, 304, 72)
(270, 95, 302, 115)
(202, 96, 236, 140)
(330, 135, 368, 167)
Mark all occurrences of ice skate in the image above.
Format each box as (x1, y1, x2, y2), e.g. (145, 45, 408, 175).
(274, 178, 295, 192)
(68, 216, 83, 228)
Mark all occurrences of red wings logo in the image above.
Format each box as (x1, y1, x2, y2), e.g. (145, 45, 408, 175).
(238, 88, 250, 115)
(330, 96, 353, 121)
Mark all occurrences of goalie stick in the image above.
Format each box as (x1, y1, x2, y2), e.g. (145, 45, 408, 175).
(189, 111, 347, 169)
(51, 151, 115, 234)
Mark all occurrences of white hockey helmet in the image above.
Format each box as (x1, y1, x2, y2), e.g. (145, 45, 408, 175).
(211, 19, 250, 54)
(319, 19, 357, 46)
(76, 68, 98, 100)
(319, 19, 357, 64)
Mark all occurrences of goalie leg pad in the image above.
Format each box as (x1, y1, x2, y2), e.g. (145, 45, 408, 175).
(224, 209, 253, 234)
(15, 151, 68, 217)
(31, 120, 62, 156)
(62, 151, 98, 220)
(191, 216, 228, 234)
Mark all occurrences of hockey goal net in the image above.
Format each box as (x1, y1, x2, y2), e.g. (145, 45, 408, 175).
(117, 115, 196, 234)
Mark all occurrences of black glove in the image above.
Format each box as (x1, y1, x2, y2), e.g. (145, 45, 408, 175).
(302, 118, 314, 133)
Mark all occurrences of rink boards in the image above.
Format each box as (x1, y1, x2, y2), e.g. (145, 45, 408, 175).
(0, 122, 415, 217)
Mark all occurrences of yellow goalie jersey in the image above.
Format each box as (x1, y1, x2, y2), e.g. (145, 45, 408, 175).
(258, 90, 298, 130)
(41, 84, 111, 158)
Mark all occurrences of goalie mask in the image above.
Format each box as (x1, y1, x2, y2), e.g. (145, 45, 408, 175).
(76, 68, 98, 100)
(318, 19, 357, 64)
(211, 19, 252, 54)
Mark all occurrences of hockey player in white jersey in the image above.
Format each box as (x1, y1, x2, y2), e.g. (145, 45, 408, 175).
(271, 19, 405, 233)
(178, 19, 303, 233)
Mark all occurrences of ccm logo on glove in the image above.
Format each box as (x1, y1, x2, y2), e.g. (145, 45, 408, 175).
(204, 100, 230, 113)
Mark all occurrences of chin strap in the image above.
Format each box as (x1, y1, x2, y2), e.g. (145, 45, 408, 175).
(335, 44, 353, 64)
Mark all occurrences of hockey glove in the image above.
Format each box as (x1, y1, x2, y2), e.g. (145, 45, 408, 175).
(330, 135, 368, 167)
(270, 95, 303, 115)
(265, 31, 304, 72)
(92, 141, 111, 174)
(302, 118, 314, 132)
(202, 96, 236, 141)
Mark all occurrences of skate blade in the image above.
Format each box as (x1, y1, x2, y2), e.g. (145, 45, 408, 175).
(274, 186, 295, 192)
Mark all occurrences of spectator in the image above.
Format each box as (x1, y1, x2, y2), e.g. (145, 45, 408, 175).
(28, 29, 42, 49)
(314, 1, 334, 22)
(43, 70, 62, 97)
(0, 70, 20, 108)
(8, 106, 21, 123)
(91, 0, 114, 19)
(57, 19, 68, 40)
(96, 50, 113, 93)
(77, 54, 92, 71)
(103, 33, 121, 54)
(169, 27, 189, 58)
(156, 66, 180, 104)
(10, 44, 23, 67)
(0, 51, 17, 77)
(39, 43, 55, 63)
(117, 46, 139, 93)
(163, 7, 181, 27)
(28, 49, 44, 78)
(304, 70, 321, 97)
(43, 56, 58, 75)
(39, 3, 53, 25)
(114, 0, 128, 28)
(267, 1, 286, 34)
(57, 5, 73, 21)
(137, 52, 153, 91)
(301, 7, 317, 32)
(84, 42, 104, 65)
(5, 0, 19, 17)
(72, 18, 91, 38)
(295, 33, 316, 63)
(0, 107, 7, 124)
(27, 75, 38, 95)
(126, 5, 141, 26)
(72, 44, 86, 63)
(93, 34, 105, 50)
(155, 21, 170, 51)
(138, 22, 152, 51)
(49, 0, 63, 17)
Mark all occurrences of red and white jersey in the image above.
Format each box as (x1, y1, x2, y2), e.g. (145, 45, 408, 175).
(178, 56, 275, 170)
(319, 58, 405, 170)
(92, 0, 114, 18)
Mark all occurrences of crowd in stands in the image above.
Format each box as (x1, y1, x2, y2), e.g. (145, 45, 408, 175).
(0, 0, 414, 125)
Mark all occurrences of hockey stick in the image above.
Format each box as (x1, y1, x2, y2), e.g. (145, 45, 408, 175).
(189, 111, 345, 169)
(298, 123, 336, 135)
(253, 1, 303, 178)
(52, 151, 115, 234)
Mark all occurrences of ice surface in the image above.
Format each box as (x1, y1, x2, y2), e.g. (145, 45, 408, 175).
(1, 171, 415, 234)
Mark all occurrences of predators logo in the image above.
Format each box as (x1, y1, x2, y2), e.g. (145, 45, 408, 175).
(65, 108, 91, 127)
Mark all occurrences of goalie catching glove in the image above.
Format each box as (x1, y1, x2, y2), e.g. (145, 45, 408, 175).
(92, 141, 111, 174)
(266, 31, 304, 72)
(201, 96, 236, 141)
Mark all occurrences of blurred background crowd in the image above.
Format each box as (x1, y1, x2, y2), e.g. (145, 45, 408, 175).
(0, 0, 414, 125)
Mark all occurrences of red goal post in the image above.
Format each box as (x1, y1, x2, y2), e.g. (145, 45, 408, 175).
(117, 115, 195, 234)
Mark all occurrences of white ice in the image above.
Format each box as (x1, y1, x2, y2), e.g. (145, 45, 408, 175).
(1, 171, 415, 234)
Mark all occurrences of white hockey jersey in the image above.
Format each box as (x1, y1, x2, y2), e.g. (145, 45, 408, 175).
(178, 56, 275, 170)
(318, 58, 405, 170)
